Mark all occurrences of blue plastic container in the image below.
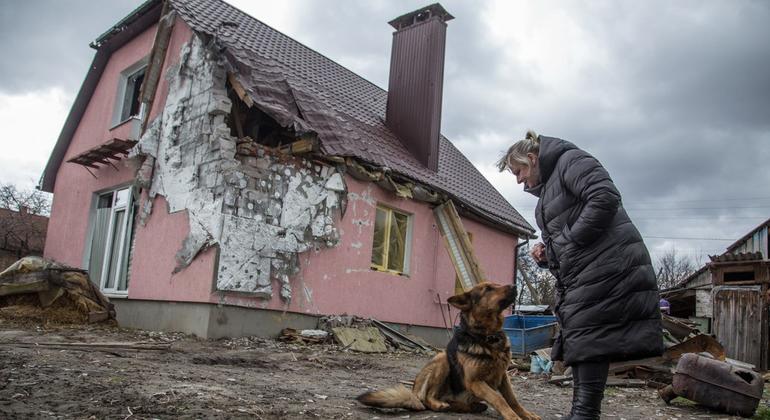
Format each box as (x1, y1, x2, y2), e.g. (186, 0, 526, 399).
(503, 314, 558, 355)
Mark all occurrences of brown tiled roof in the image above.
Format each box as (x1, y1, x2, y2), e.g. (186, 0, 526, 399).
(170, 0, 534, 236)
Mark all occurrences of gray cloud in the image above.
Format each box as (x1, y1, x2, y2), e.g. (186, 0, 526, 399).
(3, 0, 767, 265)
(0, 0, 138, 94)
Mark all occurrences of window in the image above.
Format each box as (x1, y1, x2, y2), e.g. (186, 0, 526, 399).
(120, 67, 145, 122)
(87, 187, 136, 294)
(113, 59, 148, 126)
(371, 205, 412, 274)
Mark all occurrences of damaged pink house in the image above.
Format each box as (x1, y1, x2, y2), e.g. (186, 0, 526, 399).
(40, 0, 534, 345)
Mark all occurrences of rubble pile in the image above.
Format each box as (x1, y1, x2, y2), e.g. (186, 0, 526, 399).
(0, 256, 115, 325)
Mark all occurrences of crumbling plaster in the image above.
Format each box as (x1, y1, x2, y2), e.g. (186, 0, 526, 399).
(131, 35, 345, 301)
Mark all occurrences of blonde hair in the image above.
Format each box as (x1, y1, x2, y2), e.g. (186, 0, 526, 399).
(496, 130, 540, 172)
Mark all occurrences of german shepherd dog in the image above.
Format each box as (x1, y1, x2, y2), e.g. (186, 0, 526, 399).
(357, 282, 541, 420)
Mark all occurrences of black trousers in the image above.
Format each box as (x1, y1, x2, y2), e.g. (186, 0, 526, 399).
(567, 360, 610, 420)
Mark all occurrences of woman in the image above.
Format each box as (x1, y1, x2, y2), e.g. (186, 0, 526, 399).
(497, 131, 663, 419)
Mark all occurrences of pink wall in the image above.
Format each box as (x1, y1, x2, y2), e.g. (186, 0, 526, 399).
(128, 194, 217, 301)
(45, 19, 194, 269)
(124, 175, 518, 329)
(44, 15, 519, 330)
(212, 176, 519, 329)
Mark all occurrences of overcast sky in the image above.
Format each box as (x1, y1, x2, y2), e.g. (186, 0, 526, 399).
(1, 0, 769, 267)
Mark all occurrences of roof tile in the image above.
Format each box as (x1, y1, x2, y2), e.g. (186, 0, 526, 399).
(171, 0, 533, 235)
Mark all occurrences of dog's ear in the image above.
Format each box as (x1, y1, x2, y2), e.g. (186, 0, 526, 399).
(447, 291, 471, 311)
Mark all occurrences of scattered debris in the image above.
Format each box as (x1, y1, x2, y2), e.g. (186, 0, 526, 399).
(279, 328, 330, 344)
(659, 353, 764, 417)
(370, 319, 433, 352)
(0, 256, 115, 324)
(331, 327, 387, 353)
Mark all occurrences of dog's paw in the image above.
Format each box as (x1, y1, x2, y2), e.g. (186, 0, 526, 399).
(427, 400, 450, 411)
(519, 412, 541, 420)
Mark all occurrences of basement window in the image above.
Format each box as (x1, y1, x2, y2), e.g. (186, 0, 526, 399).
(371, 205, 412, 275)
(113, 59, 148, 126)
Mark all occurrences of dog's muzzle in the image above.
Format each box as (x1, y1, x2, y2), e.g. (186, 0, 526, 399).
(500, 285, 517, 309)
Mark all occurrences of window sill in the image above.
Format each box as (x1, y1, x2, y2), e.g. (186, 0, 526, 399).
(370, 266, 410, 278)
(110, 116, 142, 131)
(102, 292, 129, 299)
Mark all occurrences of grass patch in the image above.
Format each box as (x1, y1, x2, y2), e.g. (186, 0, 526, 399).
(670, 396, 696, 407)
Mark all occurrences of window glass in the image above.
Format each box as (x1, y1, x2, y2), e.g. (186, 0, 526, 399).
(97, 192, 113, 209)
(119, 67, 146, 122)
(371, 207, 387, 268)
(371, 205, 410, 274)
(104, 209, 126, 289)
(114, 188, 129, 208)
(387, 212, 408, 272)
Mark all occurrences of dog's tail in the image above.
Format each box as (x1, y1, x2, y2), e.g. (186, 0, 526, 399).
(356, 384, 425, 411)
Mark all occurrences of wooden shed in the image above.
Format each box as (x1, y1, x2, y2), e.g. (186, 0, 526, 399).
(661, 218, 770, 369)
(710, 252, 770, 370)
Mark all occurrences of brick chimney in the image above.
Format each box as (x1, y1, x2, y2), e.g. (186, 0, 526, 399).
(386, 4, 453, 172)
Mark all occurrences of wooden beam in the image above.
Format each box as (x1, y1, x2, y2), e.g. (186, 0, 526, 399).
(228, 73, 254, 108)
(139, 0, 175, 134)
(434, 200, 485, 291)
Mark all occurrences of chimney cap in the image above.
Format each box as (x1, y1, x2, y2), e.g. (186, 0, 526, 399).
(388, 3, 454, 30)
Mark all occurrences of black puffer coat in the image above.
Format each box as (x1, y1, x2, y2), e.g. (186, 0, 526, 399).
(527, 136, 663, 365)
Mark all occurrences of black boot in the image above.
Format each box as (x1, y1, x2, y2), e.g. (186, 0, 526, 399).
(567, 360, 609, 420)
(564, 364, 581, 420)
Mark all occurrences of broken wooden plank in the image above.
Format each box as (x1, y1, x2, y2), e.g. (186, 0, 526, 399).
(140, 3, 176, 134)
(0, 272, 52, 297)
(663, 333, 726, 361)
(609, 357, 673, 374)
(278, 137, 318, 155)
(606, 378, 648, 388)
(371, 319, 432, 352)
(433, 200, 485, 291)
(548, 375, 572, 385)
(228, 73, 254, 108)
(331, 327, 388, 353)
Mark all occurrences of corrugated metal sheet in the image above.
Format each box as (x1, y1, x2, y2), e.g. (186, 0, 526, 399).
(727, 219, 770, 259)
(386, 15, 447, 171)
(713, 286, 763, 367)
(731, 227, 768, 259)
(710, 252, 763, 262)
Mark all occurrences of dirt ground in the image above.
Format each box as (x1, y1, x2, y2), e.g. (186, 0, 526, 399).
(0, 319, 767, 420)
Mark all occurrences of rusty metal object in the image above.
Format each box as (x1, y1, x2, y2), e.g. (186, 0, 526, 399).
(660, 353, 764, 417)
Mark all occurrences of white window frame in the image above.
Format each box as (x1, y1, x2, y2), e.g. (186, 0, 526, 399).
(86, 186, 136, 296)
(370, 204, 413, 275)
(112, 57, 148, 128)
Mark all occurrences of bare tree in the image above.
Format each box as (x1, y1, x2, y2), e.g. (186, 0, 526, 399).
(0, 183, 51, 216)
(516, 244, 556, 306)
(655, 248, 695, 290)
(0, 183, 51, 257)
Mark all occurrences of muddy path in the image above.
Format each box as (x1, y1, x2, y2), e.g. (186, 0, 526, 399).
(0, 320, 762, 419)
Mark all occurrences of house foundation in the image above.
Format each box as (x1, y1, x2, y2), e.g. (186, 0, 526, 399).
(112, 298, 452, 347)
